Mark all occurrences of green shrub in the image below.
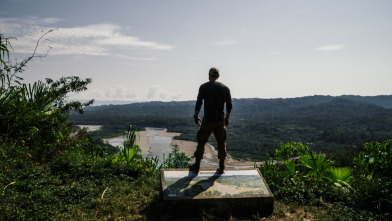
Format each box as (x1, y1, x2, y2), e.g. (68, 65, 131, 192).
(0, 80, 91, 163)
(1, 32, 94, 163)
(354, 139, 392, 178)
(350, 140, 392, 218)
(162, 144, 191, 169)
(259, 140, 392, 220)
(274, 142, 310, 161)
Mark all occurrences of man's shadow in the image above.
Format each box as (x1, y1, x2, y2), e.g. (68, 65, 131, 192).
(164, 170, 222, 199)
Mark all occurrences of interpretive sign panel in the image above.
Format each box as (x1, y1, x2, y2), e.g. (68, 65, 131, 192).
(160, 168, 274, 218)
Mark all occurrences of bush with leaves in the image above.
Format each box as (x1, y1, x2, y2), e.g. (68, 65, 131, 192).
(0, 32, 93, 163)
(259, 142, 353, 204)
(353, 139, 392, 178)
(162, 144, 191, 169)
(350, 140, 392, 218)
(0, 78, 94, 162)
(111, 125, 142, 167)
(72, 128, 110, 158)
(259, 140, 391, 220)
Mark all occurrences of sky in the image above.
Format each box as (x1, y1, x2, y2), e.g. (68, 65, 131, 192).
(1, 0, 391, 103)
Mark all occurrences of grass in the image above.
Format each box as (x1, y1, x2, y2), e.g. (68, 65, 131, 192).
(1, 139, 390, 220)
(62, 174, 160, 220)
(0, 160, 385, 220)
(0, 145, 318, 220)
(0, 163, 359, 221)
(0, 146, 160, 221)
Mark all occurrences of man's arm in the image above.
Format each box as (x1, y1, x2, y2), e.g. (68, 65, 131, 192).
(194, 110, 201, 126)
(195, 86, 203, 112)
(225, 112, 231, 126)
(225, 87, 232, 126)
(194, 86, 203, 126)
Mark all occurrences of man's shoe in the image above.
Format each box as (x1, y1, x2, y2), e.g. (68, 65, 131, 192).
(189, 164, 200, 173)
(189, 159, 201, 173)
(218, 159, 225, 174)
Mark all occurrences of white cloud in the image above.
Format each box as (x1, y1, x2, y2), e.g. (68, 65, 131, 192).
(97, 34, 173, 50)
(147, 87, 158, 99)
(116, 54, 156, 61)
(78, 85, 137, 100)
(0, 17, 174, 57)
(108, 85, 136, 99)
(146, 86, 181, 101)
(315, 44, 344, 51)
(213, 38, 237, 46)
(41, 17, 62, 24)
(68, 85, 182, 102)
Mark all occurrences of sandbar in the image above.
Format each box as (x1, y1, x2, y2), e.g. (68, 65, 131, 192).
(104, 128, 257, 167)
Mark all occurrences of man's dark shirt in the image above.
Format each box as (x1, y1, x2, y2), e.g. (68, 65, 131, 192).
(195, 81, 232, 122)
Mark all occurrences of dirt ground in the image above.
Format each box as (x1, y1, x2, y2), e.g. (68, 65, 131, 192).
(157, 129, 257, 167)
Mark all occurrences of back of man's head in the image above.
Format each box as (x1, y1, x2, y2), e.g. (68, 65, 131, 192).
(209, 67, 220, 77)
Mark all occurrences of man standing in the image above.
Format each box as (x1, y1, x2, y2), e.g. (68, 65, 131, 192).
(191, 67, 232, 173)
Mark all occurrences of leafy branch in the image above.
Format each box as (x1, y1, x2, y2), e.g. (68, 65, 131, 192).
(1, 29, 56, 89)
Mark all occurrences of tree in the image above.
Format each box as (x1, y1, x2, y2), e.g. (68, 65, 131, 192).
(0, 31, 94, 162)
(1, 30, 55, 89)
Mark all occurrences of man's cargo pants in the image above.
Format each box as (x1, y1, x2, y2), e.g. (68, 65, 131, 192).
(194, 120, 227, 160)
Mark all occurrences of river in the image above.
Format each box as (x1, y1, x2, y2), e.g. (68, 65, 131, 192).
(106, 127, 174, 163)
(78, 125, 255, 168)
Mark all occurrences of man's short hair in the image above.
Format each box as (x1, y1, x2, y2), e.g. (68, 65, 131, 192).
(209, 67, 220, 77)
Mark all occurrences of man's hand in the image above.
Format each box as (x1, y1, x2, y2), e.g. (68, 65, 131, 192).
(194, 115, 201, 126)
(225, 117, 230, 126)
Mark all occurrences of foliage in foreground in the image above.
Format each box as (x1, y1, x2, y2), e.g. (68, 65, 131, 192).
(258, 140, 392, 220)
(1, 32, 94, 163)
(1, 33, 191, 220)
(0, 145, 160, 220)
(0, 125, 192, 220)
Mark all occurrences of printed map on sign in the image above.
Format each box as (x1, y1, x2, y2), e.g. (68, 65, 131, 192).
(162, 169, 269, 199)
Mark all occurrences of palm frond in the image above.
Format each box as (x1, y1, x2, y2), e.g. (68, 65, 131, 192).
(326, 167, 353, 184)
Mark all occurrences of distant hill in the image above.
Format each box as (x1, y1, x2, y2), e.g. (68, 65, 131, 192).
(341, 95, 392, 109)
(70, 95, 392, 160)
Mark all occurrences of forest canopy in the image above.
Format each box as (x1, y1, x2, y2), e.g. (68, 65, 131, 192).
(70, 95, 392, 160)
